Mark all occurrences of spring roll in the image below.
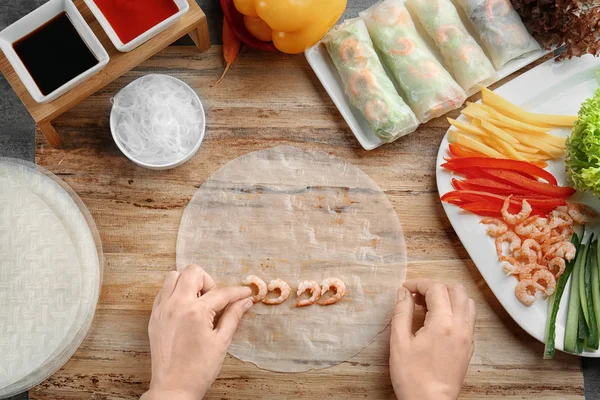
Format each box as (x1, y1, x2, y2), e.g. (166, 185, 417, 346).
(455, 0, 541, 69)
(360, 0, 466, 123)
(407, 0, 496, 93)
(323, 18, 419, 143)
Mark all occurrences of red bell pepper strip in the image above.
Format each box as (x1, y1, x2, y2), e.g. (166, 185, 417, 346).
(449, 144, 486, 159)
(441, 190, 565, 209)
(482, 169, 575, 198)
(443, 157, 558, 185)
(451, 178, 532, 196)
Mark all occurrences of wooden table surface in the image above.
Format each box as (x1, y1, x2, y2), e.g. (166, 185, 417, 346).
(32, 45, 584, 399)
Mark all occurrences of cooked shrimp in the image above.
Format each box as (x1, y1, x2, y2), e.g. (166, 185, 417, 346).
(519, 263, 544, 281)
(567, 203, 591, 224)
(318, 278, 346, 306)
(262, 278, 291, 305)
(339, 38, 366, 63)
(502, 260, 521, 277)
(549, 209, 573, 229)
(295, 280, 322, 307)
(532, 269, 557, 296)
(481, 218, 508, 237)
(545, 241, 576, 261)
(349, 69, 376, 97)
(517, 239, 542, 264)
(408, 60, 440, 79)
(515, 279, 544, 306)
(390, 37, 415, 56)
(364, 98, 390, 124)
(502, 197, 531, 225)
(243, 275, 268, 303)
(486, 0, 512, 18)
(542, 236, 563, 254)
(495, 231, 522, 260)
(548, 257, 566, 279)
(372, 3, 410, 26)
(435, 24, 463, 44)
(515, 216, 550, 242)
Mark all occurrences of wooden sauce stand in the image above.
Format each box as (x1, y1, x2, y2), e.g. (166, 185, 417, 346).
(0, 0, 210, 148)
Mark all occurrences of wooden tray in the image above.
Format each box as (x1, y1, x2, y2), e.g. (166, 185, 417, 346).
(0, 0, 209, 148)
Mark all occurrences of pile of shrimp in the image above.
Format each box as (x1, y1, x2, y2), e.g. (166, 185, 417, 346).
(482, 198, 593, 307)
(242, 276, 346, 307)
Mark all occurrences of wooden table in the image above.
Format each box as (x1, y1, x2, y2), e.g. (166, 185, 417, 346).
(32, 46, 584, 399)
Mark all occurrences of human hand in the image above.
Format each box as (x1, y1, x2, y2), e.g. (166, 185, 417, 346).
(141, 265, 253, 400)
(389, 279, 476, 400)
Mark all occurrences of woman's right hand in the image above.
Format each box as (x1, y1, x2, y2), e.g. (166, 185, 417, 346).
(389, 279, 477, 400)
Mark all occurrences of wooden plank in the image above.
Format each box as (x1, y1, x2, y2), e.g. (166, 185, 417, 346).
(34, 46, 584, 399)
(0, 0, 208, 135)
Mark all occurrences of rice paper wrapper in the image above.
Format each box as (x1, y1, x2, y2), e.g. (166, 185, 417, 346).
(456, 0, 541, 69)
(323, 18, 419, 143)
(407, 0, 496, 93)
(360, 0, 466, 123)
(176, 146, 407, 372)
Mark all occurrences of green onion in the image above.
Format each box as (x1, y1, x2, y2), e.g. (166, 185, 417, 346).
(565, 234, 591, 353)
(584, 241, 599, 350)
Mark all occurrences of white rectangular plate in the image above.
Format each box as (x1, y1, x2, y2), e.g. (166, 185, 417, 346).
(436, 54, 600, 357)
(305, 2, 548, 151)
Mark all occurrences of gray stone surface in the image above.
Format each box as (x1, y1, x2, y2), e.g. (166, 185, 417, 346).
(0, 1, 598, 399)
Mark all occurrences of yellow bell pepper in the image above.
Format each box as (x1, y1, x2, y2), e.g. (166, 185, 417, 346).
(233, 0, 347, 54)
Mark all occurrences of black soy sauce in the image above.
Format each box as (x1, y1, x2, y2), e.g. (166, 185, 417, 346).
(13, 12, 99, 96)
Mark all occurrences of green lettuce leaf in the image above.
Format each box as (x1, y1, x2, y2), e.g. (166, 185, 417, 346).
(566, 88, 600, 197)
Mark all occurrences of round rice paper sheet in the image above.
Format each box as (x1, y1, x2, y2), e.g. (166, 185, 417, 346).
(177, 146, 406, 372)
(0, 159, 102, 397)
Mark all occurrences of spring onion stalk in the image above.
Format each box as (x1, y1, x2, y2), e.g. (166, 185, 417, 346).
(579, 234, 593, 328)
(584, 242, 599, 350)
(544, 233, 580, 358)
(565, 234, 591, 353)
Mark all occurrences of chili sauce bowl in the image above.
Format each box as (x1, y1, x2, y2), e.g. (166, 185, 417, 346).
(0, 0, 109, 104)
(84, 0, 190, 53)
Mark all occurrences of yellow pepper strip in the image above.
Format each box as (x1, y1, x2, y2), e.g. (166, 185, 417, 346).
(448, 130, 505, 158)
(512, 143, 539, 154)
(466, 102, 551, 133)
(234, 0, 347, 54)
(483, 136, 527, 161)
(487, 116, 550, 134)
(481, 87, 577, 127)
(480, 120, 519, 145)
(503, 129, 564, 158)
(447, 118, 485, 136)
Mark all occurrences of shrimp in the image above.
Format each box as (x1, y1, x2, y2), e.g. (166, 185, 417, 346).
(542, 236, 564, 254)
(480, 218, 508, 237)
(243, 275, 268, 303)
(548, 257, 566, 279)
(486, 0, 512, 18)
(408, 60, 440, 79)
(435, 24, 463, 44)
(532, 269, 557, 296)
(519, 263, 544, 281)
(515, 216, 550, 242)
(262, 278, 291, 305)
(515, 279, 544, 306)
(339, 38, 366, 63)
(390, 37, 415, 56)
(517, 239, 542, 264)
(549, 209, 573, 229)
(567, 203, 591, 224)
(502, 260, 521, 277)
(545, 241, 576, 261)
(295, 280, 322, 307)
(550, 225, 574, 241)
(349, 69, 376, 97)
(502, 197, 531, 225)
(495, 231, 522, 261)
(364, 98, 390, 124)
(372, 3, 410, 26)
(318, 278, 346, 306)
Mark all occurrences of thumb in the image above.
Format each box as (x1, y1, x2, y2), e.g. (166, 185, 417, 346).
(216, 297, 253, 344)
(391, 287, 415, 342)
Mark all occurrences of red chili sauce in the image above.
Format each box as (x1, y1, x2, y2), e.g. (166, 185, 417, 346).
(93, 0, 179, 44)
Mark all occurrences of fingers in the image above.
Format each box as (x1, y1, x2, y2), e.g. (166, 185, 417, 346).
(216, 298, 254, 342)
(200, 286, 253, 312)
(403, 279, 452, 315)
(172, 264, 216, 299)
(160, 270, 181, 303)
(447, 283, 469, 318)
(468, 298, 477, 333)
(391, 287, 415, 342)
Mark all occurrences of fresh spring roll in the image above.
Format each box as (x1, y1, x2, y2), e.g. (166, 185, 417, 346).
(360, 0, 466, 123)
(323, 18, 419, 143)
(407, 0, 496, 93)
(455, 0, 541, 69)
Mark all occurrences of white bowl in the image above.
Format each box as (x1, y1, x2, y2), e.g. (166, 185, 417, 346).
(110, 74, 206, 170)
(84, 0, 190, 53)
(0, 0, 109, 104)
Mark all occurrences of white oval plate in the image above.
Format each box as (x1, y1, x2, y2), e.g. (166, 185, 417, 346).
(436, 54, 600, 357)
